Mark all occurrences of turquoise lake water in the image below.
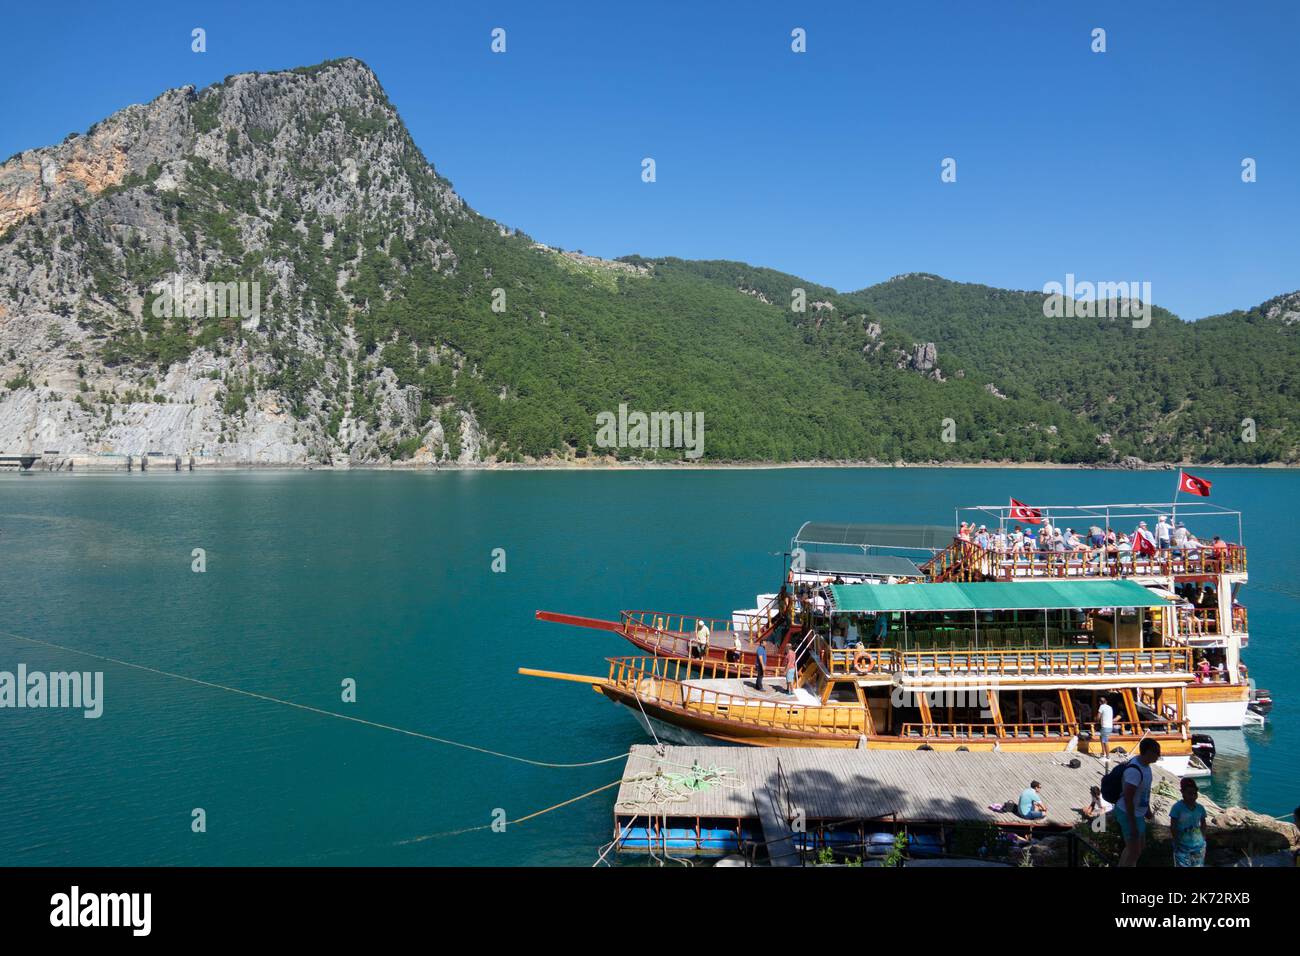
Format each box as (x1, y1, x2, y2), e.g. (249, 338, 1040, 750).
(0, 468, 1294, 865)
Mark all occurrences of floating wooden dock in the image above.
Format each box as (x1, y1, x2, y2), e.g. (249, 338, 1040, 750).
(614, 744, 1115, 863)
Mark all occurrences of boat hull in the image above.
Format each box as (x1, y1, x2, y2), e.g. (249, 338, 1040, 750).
(601, 685, 1195, 763)
(1187, 684, 1250, 729)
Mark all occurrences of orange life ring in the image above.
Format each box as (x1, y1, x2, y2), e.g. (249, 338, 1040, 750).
(853, 651, 875, 675)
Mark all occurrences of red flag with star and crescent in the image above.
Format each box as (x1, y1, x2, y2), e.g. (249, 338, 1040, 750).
(1178, 472, 1212, 497)
(1009, 498, 1042, 524)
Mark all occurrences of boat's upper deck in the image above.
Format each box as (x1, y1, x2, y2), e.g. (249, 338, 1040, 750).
(930, 541, 1246, 582)
(928, 500, 1247, 584)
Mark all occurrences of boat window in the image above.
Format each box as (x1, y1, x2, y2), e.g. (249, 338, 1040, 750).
(827, 681, 860, 703)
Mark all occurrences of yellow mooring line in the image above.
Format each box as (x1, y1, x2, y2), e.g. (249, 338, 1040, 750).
(0, 628, 628, 769)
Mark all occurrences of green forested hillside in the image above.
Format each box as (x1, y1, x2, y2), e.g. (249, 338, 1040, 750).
(635, 261, 1300, 463)
(2, 57, 1294, 465)
(348, 222, 1100, 461)
(854, 276, 1300, 463)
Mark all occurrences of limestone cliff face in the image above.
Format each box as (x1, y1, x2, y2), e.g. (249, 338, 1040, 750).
(0, 58, 482, 464)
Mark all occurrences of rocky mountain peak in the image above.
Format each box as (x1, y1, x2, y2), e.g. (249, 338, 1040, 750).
(0, 58, 475, 465)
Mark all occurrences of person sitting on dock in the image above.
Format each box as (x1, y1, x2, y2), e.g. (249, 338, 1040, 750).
(693, 620, 711, 659)
(1018, 781, 1046, 821)
(1078, 785, 1113, 821)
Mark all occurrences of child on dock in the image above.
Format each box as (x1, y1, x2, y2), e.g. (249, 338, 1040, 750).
(1169, 778, 1208, 867)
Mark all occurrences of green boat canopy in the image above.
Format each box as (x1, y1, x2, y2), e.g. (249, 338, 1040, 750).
(827, 579, 1170, 614)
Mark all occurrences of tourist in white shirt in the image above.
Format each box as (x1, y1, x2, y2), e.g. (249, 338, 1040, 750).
(1096, 694, 1114, 757)
(1172, 523, 1189, 551)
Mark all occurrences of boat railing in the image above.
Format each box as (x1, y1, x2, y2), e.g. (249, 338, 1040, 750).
(921, 540, 985, 583)
(608, 655, 758, 685)
(901, 721, 1074, 739)
(902, 717, 1187, 740)
(895, 646, 1193, 679)
(1178, 607, 1225, 638)
(621, 594, 783, 648)
(605, 656, 866, 736)
(984, 545, 1246, 581)
(814, 639, 1192, 678)
(1176, 605, 1250, 639)
(819, 641, 896, 677)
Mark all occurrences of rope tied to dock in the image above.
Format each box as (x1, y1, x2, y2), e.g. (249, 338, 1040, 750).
(615, 758, 742, 811)
(394, 778, 626, 845)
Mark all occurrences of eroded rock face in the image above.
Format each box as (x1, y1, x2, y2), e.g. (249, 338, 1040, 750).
(1264, 291, 1300, 326)
(0, 168, 45, 235)
(0, 89, 192, 233)
(0, 58, 479, 465)
(891, 341, 944, 381)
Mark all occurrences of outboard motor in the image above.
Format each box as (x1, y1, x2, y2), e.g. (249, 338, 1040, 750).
(1249, 686, 1273, 717)
(1191, 733, 1216, 770)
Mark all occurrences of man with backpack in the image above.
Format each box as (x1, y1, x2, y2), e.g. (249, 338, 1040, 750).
(1101, 737, 1161, 866)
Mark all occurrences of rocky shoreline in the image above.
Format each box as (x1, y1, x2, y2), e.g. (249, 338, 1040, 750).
(8, 454, 1298, 474)
(1028, 768, 1299, 868)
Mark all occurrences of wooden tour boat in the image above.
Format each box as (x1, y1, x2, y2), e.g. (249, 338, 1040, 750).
(526, 501, 1262, 776)
(534, 502, 1261, 732)
(523, 578, 1208, 776)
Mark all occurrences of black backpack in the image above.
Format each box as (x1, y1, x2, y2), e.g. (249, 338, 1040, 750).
(1100, 758, 1136, 805)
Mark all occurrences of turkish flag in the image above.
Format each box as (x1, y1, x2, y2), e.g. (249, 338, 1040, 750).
(1178, 472, 1212, 497)
(1009, 498, 1042, 524)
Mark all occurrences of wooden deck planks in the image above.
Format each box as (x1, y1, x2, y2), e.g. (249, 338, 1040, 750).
(616, 745, 1108, 827)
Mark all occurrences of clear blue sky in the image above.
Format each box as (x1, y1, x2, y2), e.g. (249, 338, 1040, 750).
(2, 0, 1296, 319)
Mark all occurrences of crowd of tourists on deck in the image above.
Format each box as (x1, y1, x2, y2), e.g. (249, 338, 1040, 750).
(955, 515, 1234, 565)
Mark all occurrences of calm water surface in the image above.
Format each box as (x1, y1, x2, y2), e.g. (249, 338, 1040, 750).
(0, 468, 1295, 865)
